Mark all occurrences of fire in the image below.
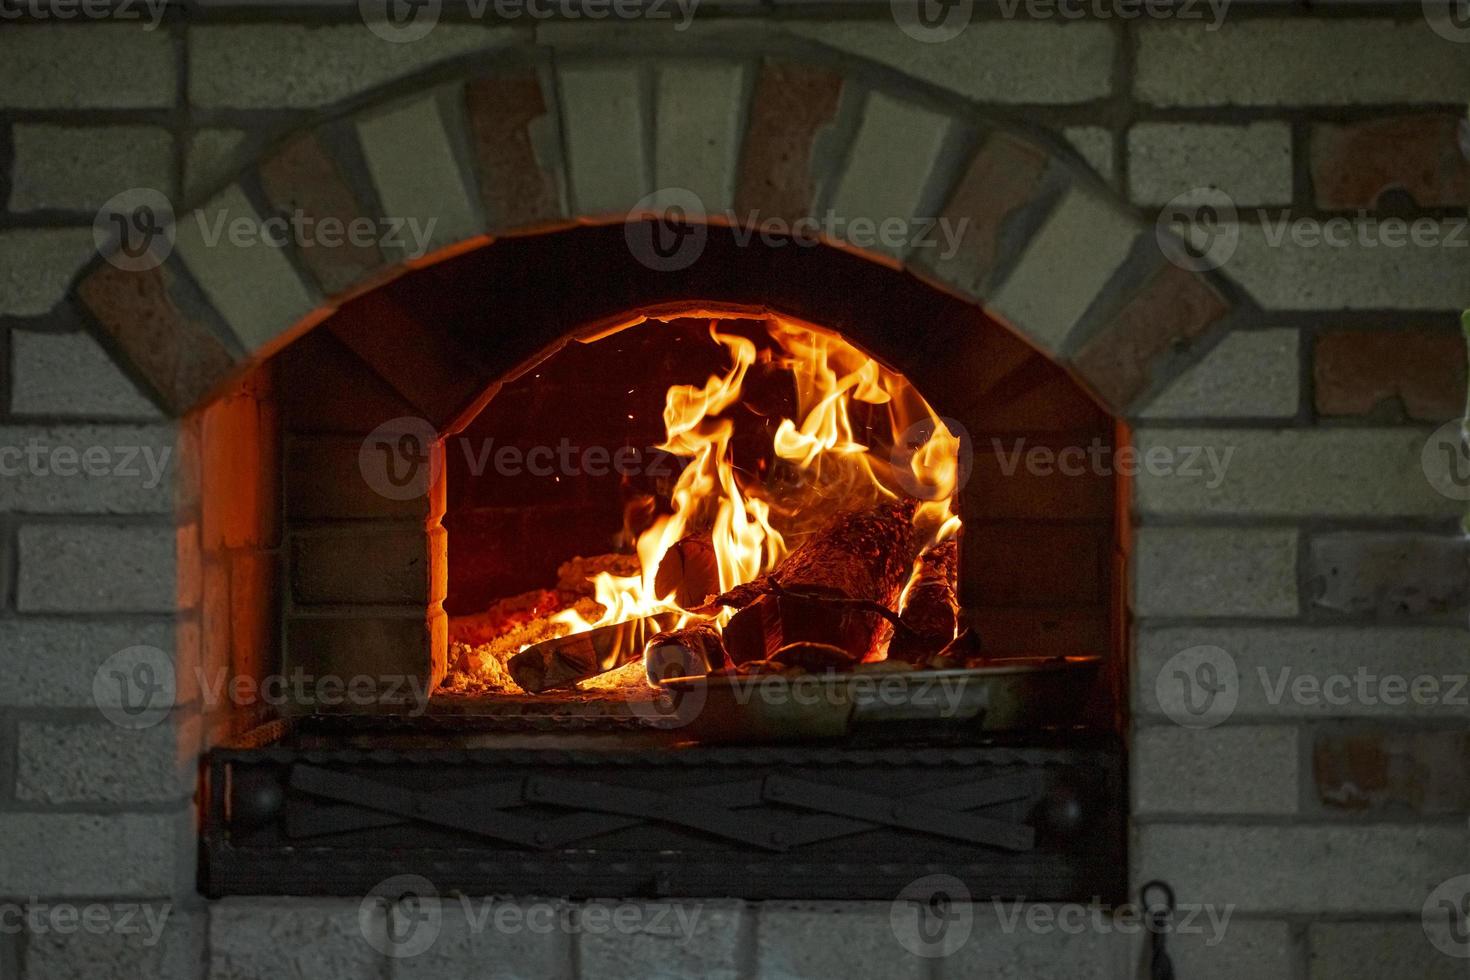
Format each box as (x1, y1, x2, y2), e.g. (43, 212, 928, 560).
(549, 312, 962, 653)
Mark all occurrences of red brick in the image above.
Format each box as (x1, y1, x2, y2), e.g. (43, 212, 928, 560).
(230, 550, 278, 685)
(1314, 329, 1467, 421)
(275, 327, 417, 435)
(976, 358, 1112, 431)
(1073, 263, 1231, 413)
(967, 437, 1115, 521)
(286, 435, 446, 523)
(291, 523, 445, 605)
(929, 131, 1050, 294)
(327, 289, 492, 431)
(464, 73, 563, 231)
(1314, 728, 1470, 814)
(734, 61, 844, 222)
(285, 609, 447, 707)
(201, 384, 278, 551)
(1311, 114, 1470, 210)
(964, 524, 1107, 605)
(257, 131, 386, 297)
(965, 607, 1110, 656)
(77, 261, 238, 414)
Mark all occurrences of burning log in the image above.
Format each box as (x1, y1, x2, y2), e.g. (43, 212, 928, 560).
(654, 533, 720, 608)
(644, 622, 729, 684)
(770, 641, 854, 673)
(888, 538, 960, 665)
(715, 500, 921, 663)
(509, 614, 676, 693)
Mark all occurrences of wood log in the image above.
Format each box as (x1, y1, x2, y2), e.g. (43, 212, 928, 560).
(654, 533, 720, 608)
(509, 613, 676, 693)
(888, 538, 960, 664)
(718, 500, 920, 662)
(770, 641, 855, 673)
(644, 622, 729, 683)
(720, 592, 783, 664)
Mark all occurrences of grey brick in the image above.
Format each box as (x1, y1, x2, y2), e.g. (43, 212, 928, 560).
(559, 64, 649, 216)
(11, 333, 160, 418)
(1139, 918, 1296, 980)
(9, 125, 174, 213)
(1138, 329, 1300, 419)
(579, 900, 744, 980)
(208, 899, 386, 980)
(829, 92, 955, 260)
(23, 905, 202, 980)
(356, 93, 483, 256)
(0, 619, 180, 707)
(17, 719, 194, 804)
(0, 811, 191, 898)
(1137, 20, 1470, 106)
(388, 897, 572, 980)
(0, 25, 175, 109)
(1133, 725, 1299, 815)
(0, 426, 177, 513)
(1128, 122, 1292, 207)
(174, 184, 320, 356)
(1223, 221, 1469, 311)
(1135, 823, 1467, 913)
(939, 906, 1123, 980)
(790, 21, 1115, 104)
(1133, 527, 1299, 618)
(1308, 533, 1470, 617)
(0, 230, 96, 318)
(1132, 427, 1462, 518)
(1063, 126, 1114, 183)
(758, 902, 925, 980)
(184, 129, 249, 204)
(654, 62, 747, 214)
(1308, 921, 1461, 980)
(1137, 626, 1470, 721)
(17, 524, 177, 612)
(189, 24, 519, 109)
(990, 190, 1141, 353)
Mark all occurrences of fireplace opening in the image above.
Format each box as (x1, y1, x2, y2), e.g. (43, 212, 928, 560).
(442, 310, 966, 697)
(226, 223, 1127, 737)
(199, 224, 1127, 899)
(431, 304, 1113, 742)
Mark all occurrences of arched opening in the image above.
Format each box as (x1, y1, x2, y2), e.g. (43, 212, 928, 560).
(192, 222, 1123, 732)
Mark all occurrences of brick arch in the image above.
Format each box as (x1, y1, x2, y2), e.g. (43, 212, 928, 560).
(73, 47, 1248, 421)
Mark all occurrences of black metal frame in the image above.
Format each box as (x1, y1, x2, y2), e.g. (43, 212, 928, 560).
(202, 724, 1126, 902)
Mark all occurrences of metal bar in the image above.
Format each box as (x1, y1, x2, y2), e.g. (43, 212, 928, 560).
(762, 774, 1035, 852)
(525, 776, 790, 851)
(906, 772, 1038, 810)
(290, 766, 548, 848)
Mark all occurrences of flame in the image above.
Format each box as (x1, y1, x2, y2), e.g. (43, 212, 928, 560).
(548, 312, 961, 648)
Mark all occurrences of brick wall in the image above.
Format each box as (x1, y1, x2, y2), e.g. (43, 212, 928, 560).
(0, 8, 1466, 980)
